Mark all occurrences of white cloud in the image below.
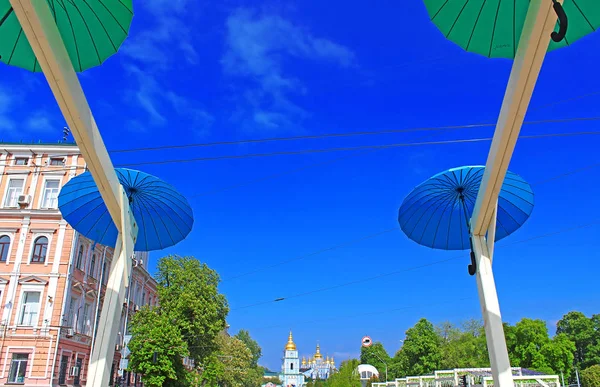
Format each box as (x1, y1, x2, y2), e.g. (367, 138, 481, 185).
(0, 88, 16, 133)
(222, 8, 356, 131)
(25, 111, 54, 132)
(119, 0, 211, 135)
(121, 0, 198, 68)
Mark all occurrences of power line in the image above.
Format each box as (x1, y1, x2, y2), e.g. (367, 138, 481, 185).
(117, 129, 600, 167)
(0, 114, 597, 168)
(107, 116, 599, 154)
(219, 161, 600, 283)
(222, 228, 397, 282)
(230, 218, 600, 311)
(250, 297, 477, 332)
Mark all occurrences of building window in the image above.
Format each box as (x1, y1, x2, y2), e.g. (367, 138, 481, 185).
(4, 178, 24, 208)
(14, 157, 28, 166)
(31, 236, 48, 264)
(90, 254, 96, 278)
(41, 179, 60, 209)
(49, 158, 65, 166)
(76, 245, 84, 270)
(0, 235, 10, 262)
(19, 291, 41, 326)
(102, 261, 108, 284)
(81, 303, 90, 335)
(67, 297, 76, 328)
(73, 358, 82, 386)
(8, 353, 28, 383)
(291, 363, 294, 370)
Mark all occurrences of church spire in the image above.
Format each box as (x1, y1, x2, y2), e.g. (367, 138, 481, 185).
(314, 342, 323, 359)
(285, 331, 297, 351)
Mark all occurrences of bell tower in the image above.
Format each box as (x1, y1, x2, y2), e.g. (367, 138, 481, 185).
(281, 331, 302, 386)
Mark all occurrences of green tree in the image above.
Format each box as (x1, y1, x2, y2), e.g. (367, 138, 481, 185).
(436, 320, 488, 370)
(156, 256, 229, 364)
(360, 342, 391, 380)
(504, 318, 576, 379)
(581, 365, 600, 387)
(127, 308, 189, 387)
(327, 359, 361, 387)
(556, 311, 596, 368)
(235, 329, 262, 367)
(394, 318, 442, 376)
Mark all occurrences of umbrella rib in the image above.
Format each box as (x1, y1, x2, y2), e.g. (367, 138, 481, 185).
(466, 0, 487, 51)
(137, 192, 162, 250)
(96, 0, 130, 35)
(56, 0, 82, 71)
(138, 189, 193, 229)
(0, 6, 13, 28)
(400, 189, 448, 228)
(446, 0, 470, 38)
(407, 189, 455, 237)
(488, 0, 503, 57)
(138, 191, 181, 250)
(500, 180, 535, 198)
(139, 194, 173, 250)
(493, 202, 511, 237)
(69, 198, 107, 231)
(79, 0, 118, 51)
(430, 0, 451, 21)
(430, 190, 459, 249)
(416, 190, 456, 246)
(6, 19, 25, 64)
(571, 0, 595, 32)
(65, 0, 103, 63)
(498, 189, 534, 215)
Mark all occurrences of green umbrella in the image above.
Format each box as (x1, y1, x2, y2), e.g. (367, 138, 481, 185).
(0, 0, 133, 72)
(423, 0, 599, 58)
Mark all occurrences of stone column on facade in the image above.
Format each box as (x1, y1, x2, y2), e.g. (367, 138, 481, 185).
(2, 216, 30, 325)
(44, 219, 68, 325)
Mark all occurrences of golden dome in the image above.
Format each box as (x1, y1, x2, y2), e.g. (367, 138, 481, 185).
(285, 331, 297, 351)
(302, 357, 307, 365)
(314, 343, 323, 359)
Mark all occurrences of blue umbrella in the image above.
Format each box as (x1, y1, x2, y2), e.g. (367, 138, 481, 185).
(398, 165, 534, 251)
(58, 168, 193, 251)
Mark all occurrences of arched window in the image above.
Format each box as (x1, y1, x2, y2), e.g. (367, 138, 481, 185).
(290, 363, 294, 370)
(31, 236, 48, 263)
(76, 245, 84, 270)
(0, 235, 10, 262)
(90, 254, 96, 278)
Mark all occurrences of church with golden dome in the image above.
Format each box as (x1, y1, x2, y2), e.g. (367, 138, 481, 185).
(277, 331, 336, 387)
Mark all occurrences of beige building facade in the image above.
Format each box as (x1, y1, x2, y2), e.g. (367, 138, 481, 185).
(0, 142, 157, 387)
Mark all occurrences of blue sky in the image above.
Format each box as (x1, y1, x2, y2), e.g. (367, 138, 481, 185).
(1, 0, 599, 372)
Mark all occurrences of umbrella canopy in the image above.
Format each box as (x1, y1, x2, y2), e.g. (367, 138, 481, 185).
(423, 0, 599, 58)
(0, 0, 133, 72)
(58, 168, 193, 252)
(398, 166, 534, 250)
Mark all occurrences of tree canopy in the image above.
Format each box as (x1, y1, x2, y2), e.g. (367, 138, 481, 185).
(365, 312, 596, 383)
(127, 255, 264, 387)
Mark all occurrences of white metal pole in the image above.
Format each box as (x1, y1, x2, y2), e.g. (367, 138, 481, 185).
(575, 368, 580, 387)
(465, 2, 561, 387)
(472, 234, 513, 387)
(87, 187, 138, 387)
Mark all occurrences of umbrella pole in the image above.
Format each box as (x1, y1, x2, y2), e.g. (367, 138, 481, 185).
(87, 187, 138, 387)
(459, 195, 477, 276)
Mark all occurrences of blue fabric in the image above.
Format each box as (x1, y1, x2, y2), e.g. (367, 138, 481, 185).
(398, 166, 534, 250)
(58, 168, 194, 251)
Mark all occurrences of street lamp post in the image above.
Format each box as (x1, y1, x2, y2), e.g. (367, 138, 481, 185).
(371, 352, 388, 383)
